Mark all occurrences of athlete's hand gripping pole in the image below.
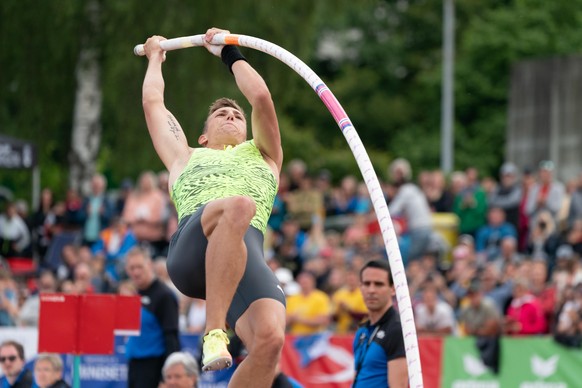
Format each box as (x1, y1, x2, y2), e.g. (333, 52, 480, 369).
(134, 34, 239, 56)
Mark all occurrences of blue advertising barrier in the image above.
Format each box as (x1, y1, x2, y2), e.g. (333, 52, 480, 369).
(61, 334, 234, 388)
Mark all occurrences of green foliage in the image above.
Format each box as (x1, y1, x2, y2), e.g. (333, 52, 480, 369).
(2, 0, 582, 203)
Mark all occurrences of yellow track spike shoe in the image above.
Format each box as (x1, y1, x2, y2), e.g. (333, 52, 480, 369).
(201, 329, 232, 372)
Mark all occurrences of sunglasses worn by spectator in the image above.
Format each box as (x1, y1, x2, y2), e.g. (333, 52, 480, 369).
(0, 356, 18, 363)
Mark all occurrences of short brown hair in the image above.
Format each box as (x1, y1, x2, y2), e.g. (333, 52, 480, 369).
(360, 259, 393, 286)
(0, 340, 25, 360)
(202, 98, 246, 134)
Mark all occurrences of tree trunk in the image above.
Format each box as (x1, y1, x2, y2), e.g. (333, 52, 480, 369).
(69, 0, 101, 196)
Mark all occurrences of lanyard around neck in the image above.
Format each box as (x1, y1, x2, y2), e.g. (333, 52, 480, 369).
(354, 324, 380, 383)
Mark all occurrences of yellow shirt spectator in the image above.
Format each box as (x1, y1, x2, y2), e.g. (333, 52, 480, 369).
(286, 271, 332, 335)
(332, 286, 367, 334)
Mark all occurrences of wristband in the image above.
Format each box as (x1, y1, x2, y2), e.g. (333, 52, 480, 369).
(221, 45, 247, 74)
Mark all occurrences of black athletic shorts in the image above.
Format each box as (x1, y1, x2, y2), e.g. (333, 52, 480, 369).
(166, 205, 286, 330)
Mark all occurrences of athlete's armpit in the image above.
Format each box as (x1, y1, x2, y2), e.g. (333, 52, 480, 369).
(167, 114, 182, 140)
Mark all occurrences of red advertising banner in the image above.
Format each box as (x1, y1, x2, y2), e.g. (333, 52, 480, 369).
(114, 295, 142, 336)
(38, 294, 141, 355)
(280, 333, 443, 388)
(38, 294, 79, 354)
(418, 336, 444, 388)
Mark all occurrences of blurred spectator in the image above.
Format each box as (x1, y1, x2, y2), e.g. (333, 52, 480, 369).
(504, 277, 547, 335)
(353, 182, 372, 215)
(122, 171, 168, 257)
(526, 210, 561, 268)
(274, 217, 307, 276)
(315, 169, 335, 217)
(331, 175, 359, 215)
(18, 270, 57, 327)
(285, 174, 324, 231)
(157, 170, 178, 255)
(64, 188, 84, 231)
(424, 169, 454, 213)
(491, 236, 522, 273)
(458, 280, 502, 336)
(72, 261, 96, 294)
(30, 188, 55, 260)
(117, 279, 136, 296)
(565, 219, 582, 257)
(451, 170, 488, 238)
(0, 202, 32, 258)
(388, 158, 433, 262)
(342, 214, 370, 249)
(554, 284, 582, 348)
(550, 245, 580, 299)
(59, 280, 76, 294)
(448, 259, 478, 309)
(489, 162, 522, 231)
(331, 267, 367, 334)
(475, 207, 517, 262)
(115, 178, 134, 216)
(480, 176, 497, 200)
(286, 159, 307, 192)
(0, 340, 33, 387)
(286, 271, 331, 335)
(79, 173, 113, 247)
(530, 260, 557, 332)
(153, 256, 180, 297)
(41, 202, 78, 272)
(557, 177, 579, 234)
(465, 167, 481, 192)
(162, 351, 199, 388)
(300, 214, 328, 262)
(567, 172, 582, 230)
(526, 160, 565, 227)
(414, 281, 456, 336)
(268, 172, 289, 233)
(124, 247, 181, 388)
(179, 297, 206, 334)
(91, 216, 137, 286)
(0, 270, 20, 326)
(55, 244, 81, 282)
(479, 263, 513, 315)
(33, 353, 69, 388)
(518, 167, 536, 251)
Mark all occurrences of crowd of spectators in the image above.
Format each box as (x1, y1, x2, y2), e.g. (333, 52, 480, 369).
(0, 157, 581, 348)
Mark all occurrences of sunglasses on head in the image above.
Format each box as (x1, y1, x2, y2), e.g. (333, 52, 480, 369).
(0, 356, 18, 363)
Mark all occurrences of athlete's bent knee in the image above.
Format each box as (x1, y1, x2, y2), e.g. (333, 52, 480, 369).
(224, 196, 256, 225)
(251, 326, 285, 361)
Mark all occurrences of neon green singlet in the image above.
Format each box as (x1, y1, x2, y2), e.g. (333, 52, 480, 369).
(170, 140, 278, 234)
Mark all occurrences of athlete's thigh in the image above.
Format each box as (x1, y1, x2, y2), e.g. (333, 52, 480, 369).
(226, 227, 286, 328)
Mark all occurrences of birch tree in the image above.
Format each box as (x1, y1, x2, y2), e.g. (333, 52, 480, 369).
(69, 0, 102, 195)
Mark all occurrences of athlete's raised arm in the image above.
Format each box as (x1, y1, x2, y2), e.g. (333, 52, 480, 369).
(203, 28, 283, 173)
(142, 35, 191, 172)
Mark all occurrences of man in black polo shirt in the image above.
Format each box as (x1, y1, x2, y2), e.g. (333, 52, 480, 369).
(352, 260, 408, 387)
(125, 247, 180, 388)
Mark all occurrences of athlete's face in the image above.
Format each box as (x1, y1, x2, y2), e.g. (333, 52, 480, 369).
(360, 267, 394, 313)
(164, 363, 197, 388)
(199, 107, 247, 147)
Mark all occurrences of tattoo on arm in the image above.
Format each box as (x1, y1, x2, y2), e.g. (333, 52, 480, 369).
(167, 115, 181, 140)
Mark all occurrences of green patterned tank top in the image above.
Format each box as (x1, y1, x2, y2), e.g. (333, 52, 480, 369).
(171, 140, 278, 234)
